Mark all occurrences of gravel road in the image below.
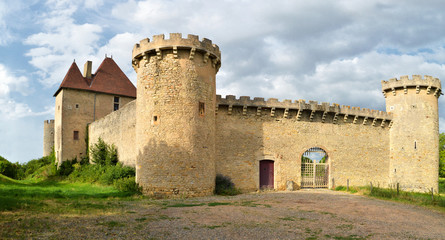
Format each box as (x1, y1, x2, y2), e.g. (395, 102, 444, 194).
(1, 190, 444, 239)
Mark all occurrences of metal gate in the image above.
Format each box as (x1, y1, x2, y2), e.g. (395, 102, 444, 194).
(301, 147, 329, 188)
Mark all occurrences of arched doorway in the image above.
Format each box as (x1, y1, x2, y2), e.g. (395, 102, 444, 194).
(301, 147, 329, 188)
(259, 160, 274, 189)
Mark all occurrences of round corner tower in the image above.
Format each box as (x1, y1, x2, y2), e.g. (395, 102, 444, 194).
(43, 119, 55, 157)
(132, 33, 221, 197)
(382, 75, 441, 192)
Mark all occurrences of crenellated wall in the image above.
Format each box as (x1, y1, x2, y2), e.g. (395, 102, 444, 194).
(215, 95, 392, 191)
(217, 95, 392, 126)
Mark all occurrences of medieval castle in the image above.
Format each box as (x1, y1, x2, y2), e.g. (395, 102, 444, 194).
(43, 33, 441, 197)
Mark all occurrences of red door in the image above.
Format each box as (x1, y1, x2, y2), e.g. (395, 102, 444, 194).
(260, 160, 274, 189)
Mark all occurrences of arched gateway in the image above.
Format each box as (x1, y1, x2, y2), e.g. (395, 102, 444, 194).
(301, 147, 329, 188)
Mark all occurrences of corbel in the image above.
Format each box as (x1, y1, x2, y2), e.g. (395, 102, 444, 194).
(243, 105, 247, 116)
(228, 105, 232, 115)
(270, 107, 276, 117)
(309, 110, 315, 121)
(333, 113, 339, 124)
(203, 52, 210, 63)
(156, 48, 162, 60)
(173, 46, 178, 59)
(372, 118, 377, 127)
(321, 111, 328, 123)
(189, 48, 196, 60)
(256, 107, 262, 116)
(363, 117, 368, 125)
(353, 115, 358, 124)
(296, 109, 302, 121)
(283, 108, 289, 118)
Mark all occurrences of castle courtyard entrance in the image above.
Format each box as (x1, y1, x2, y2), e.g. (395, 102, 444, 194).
(301, 147, 329, 188)
(259, 160, 274, 189)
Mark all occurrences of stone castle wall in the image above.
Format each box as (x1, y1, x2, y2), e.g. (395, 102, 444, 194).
(88, 100, 136, 167)
(133, 33, 221, 197)
(383, 75, 441, 192)
(49, 33, 441, 195)
(215, 96, 391, 191)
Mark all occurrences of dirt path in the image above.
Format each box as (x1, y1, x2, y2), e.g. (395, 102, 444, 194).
(1, 190, 444, 239)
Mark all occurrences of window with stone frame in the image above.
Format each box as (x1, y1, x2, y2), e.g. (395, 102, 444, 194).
(114, 96, 120, 111)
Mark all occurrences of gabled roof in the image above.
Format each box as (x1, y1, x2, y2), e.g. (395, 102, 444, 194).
(54, 57, 136, 98)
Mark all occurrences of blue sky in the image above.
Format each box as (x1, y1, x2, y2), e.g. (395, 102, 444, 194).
(1, 0, 445, 163)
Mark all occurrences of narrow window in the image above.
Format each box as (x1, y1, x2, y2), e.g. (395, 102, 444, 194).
(75, 104, 79, 109)
(73, 131, 79, 140)
(199, 102, 205, 116)
(114, 96, 120, 111)
(414, 141, 417, 150)
(153, 115, 158, 123)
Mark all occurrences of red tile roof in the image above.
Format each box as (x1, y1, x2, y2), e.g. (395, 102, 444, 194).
(54, 57, 136, 98)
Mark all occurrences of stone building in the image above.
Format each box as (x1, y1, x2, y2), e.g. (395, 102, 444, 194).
(44, 33, 441, 197)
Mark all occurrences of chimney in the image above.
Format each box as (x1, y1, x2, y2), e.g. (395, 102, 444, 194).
(83, 61, 92, 78)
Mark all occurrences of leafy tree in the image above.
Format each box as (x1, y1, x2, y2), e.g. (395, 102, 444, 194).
(90, 138, 118, 166)
(439, 133, 445, 178)
(0, 155, 17, 178)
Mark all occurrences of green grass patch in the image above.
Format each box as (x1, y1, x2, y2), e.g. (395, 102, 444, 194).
(166, 203, 206, 208)
(207, 202, 232, 206)
(0, 177, 135, 212)
(335, 184, 445, 209)
(439, 178, 445, 193)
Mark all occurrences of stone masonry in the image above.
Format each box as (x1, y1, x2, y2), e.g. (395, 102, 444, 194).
(45, 33, 442, 196)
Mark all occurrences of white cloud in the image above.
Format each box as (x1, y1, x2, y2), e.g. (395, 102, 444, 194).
(0, 64, 51, 119)
(24, 0, 103, 87)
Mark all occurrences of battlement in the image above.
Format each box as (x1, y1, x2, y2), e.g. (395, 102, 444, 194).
(44, 119, 54, 124)
(216, 95, 392, 124)
(381, 75, 442, 96)
(132, 33, 221, 68)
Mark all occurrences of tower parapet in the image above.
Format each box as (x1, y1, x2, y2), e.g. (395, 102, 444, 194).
(132, 33, 221, 71)
(381, 75, 441, 97)
(383, 75, 441, 192)
(133, 33, 219, 197)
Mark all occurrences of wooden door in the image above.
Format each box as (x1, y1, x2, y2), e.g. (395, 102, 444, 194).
(260, 160, 274, 189)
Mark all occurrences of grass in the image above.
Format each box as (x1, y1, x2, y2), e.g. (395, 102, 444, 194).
(335, 180, 445, 209)
(0, 174, 136, 213)
(439, 178, 445, 193)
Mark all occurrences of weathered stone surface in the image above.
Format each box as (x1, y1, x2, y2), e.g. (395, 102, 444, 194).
(49, 33, 441, 195)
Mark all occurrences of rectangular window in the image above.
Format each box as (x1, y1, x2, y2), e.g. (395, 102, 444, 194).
(114, 96, 120, 111)
(73, 131, 79, 140)
(199, 102, 205, 116)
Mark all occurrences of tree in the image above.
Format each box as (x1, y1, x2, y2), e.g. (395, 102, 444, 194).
(439, 133, 445, 178)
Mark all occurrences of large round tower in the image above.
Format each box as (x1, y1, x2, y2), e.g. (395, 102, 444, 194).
(382, 75, 441, 192)
(132, 33, 221, 197)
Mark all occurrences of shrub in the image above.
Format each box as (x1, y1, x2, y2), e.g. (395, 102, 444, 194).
(57, 158, 76, 176)
(99, 164, 135, 185)
(90, 138, 118, 166)
(0, 156, 17, 179)
(114, 177, 142, 194)
(214, 174, 241, 196)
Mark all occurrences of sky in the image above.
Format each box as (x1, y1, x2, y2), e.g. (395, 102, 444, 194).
(1, 0, 445, 163)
